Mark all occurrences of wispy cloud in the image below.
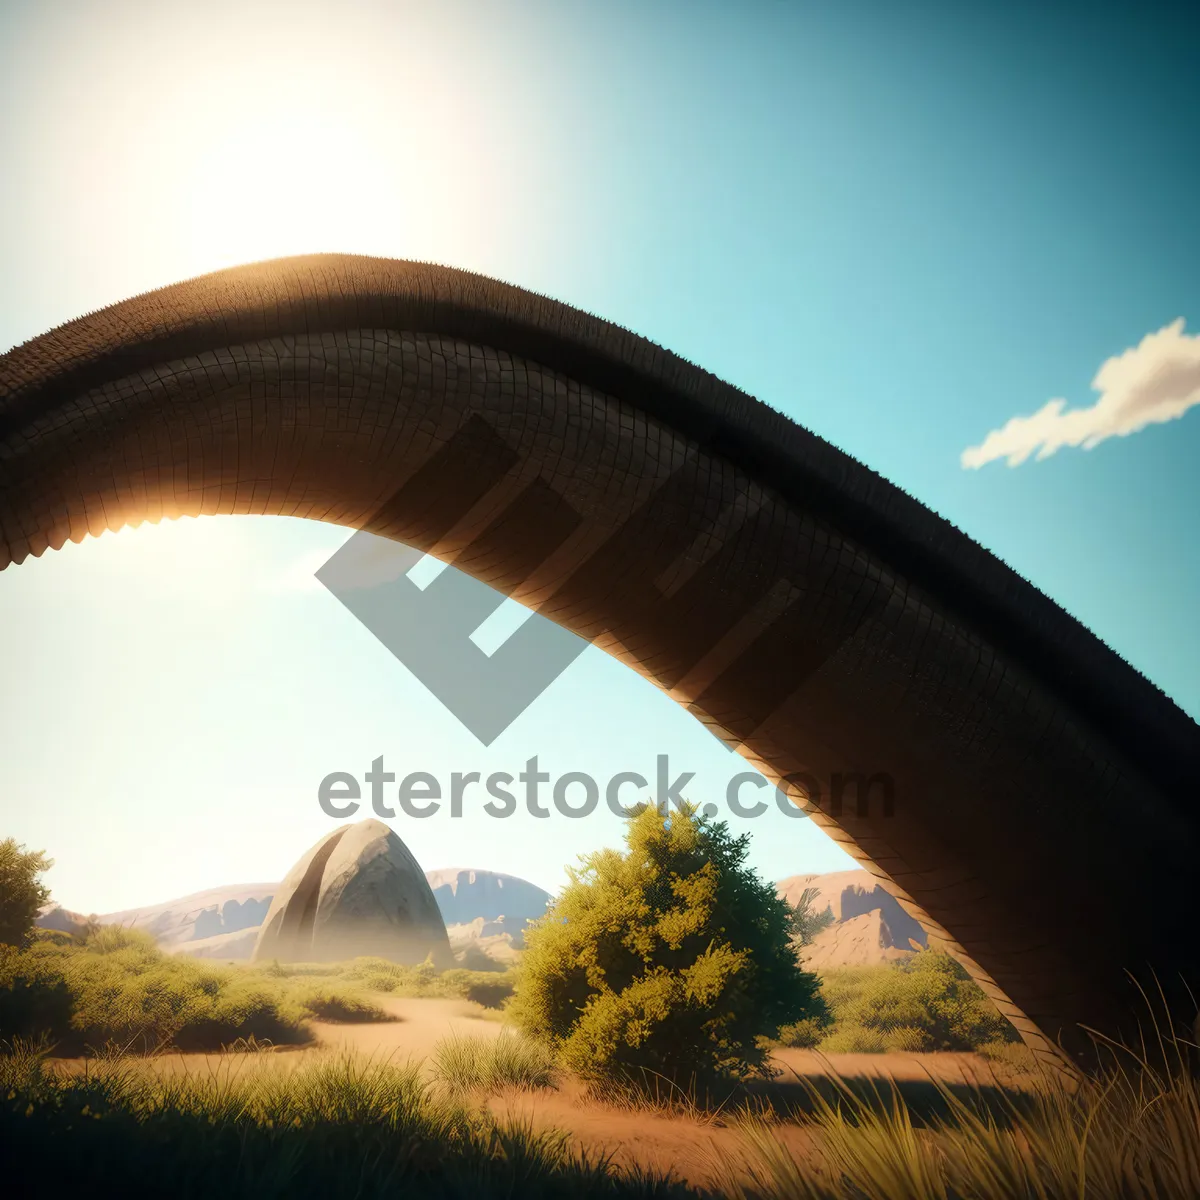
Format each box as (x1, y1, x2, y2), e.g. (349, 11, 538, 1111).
(962, 318, 1200, 469)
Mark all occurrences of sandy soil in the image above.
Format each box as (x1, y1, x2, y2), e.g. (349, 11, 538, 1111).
(50, 996, 1038, 1190)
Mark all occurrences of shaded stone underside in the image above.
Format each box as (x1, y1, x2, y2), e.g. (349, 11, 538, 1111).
(2, 254, 1197, 1070)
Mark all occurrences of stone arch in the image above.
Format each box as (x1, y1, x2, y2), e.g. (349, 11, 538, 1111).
(2, 254, 1197, 1068)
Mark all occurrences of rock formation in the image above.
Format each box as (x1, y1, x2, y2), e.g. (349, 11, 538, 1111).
(35, 904, 91, 939)
(97, 884, 277, 948)
(252, 820, 451, 966)
(777, 869, 928, 968)
(169, 927, 261, 961)
(425, 867, 550, 928)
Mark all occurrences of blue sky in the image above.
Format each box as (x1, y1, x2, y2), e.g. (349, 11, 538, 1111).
(1, 0, 1196, 913)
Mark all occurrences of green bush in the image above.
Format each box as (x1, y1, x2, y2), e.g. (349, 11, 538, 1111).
(441, 969, 516, 1009)
(0, 935, 401, 1052)
(511, 804, 827, 1087)
(813, 950, 1020, 1054)
(817, 1025, 887, 1053)
(286, 984, 391, 1024)
(0, 839, 52, 949)
(772, 1017, 829, 1049)
(0, 946, 74, 1043)
(339, 956, 444, 996)
(880, 1024, 935, 1053)
(331, 958, 516, 1007)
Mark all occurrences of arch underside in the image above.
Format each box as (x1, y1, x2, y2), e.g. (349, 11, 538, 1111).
(2, 255, 1198, 1070)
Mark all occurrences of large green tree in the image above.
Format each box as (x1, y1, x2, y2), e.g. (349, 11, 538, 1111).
(0, 839, 52, 949)
(511, 804, 827, 1086)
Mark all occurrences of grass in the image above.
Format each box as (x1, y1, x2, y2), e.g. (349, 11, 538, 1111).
(4, 974, 1200, 1197)
(431, 1031, 558, 1095)
(307, 955, 517, 1008)
(1, 924, 520, 1056)
(707, 1019, 1200, 1199)
(0, 1038, 692, 1199)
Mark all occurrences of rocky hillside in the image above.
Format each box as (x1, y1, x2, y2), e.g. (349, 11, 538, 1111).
(36, 867, 552, 962)
(776, 868, 928, 967)
(96, 884, 277, 949)
(36, 863, 922, 970)
(426, 868, 549, 927)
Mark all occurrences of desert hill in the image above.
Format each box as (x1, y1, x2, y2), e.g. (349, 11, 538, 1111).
(37, 867, 553, 962)
(37, 864, 926, 969)
(777, 868, 928, 967)
(425, 867, 551, 927)
(97, 883, 276, 948)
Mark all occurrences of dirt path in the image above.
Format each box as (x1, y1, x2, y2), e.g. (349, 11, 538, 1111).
(48, 997, 1039, 1190)
(51, 995, 504, 1081)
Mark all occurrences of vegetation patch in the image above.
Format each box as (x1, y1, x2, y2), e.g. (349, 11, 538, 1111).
(511, 804, 827, 1089)
(802, 950, 1022, 1055)
(0, 929, 394, 1054)
(707, 1024, 1200, 1200)
(431, 1031, 557, 1095)
(0, 1039, 692, 1199)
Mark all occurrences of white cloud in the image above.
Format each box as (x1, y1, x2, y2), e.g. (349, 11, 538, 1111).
(962, 318, 1200, 468)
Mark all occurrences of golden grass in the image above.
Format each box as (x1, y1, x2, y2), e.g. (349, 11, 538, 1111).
(709, 1014, 1200, 1199)
(430, 1030, 558, 1095)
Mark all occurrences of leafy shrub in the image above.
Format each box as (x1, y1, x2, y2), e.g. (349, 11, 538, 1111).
(0, 839, 51, 949)
(340, 956, 443, 995)
(0, 946, 74, 1042)
(817, 1025, 887, 1053)
(33, 928, 75, 948)
(0, 937, 323, 1052)
(286, 984, 391, 1023)
(85, 925, 160, 956)
(813, 950, 1020, 1054)
(773, 1017, 829, 1049)
(441, 969, 515, 1009)
(880, 1024, 935, 1053)
(511, 804, 828, 1087)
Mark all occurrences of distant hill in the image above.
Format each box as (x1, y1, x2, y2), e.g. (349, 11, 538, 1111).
(37, 868, 553, 962)
(424, 868, 551, 927)
(36, 864, 924, 970)
(776, 868, 928, 967)
(36, 904, 92, 939)
(97, 884, 277, 948)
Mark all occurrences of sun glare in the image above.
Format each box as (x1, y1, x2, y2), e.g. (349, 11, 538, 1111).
(11, 2, 526, 303)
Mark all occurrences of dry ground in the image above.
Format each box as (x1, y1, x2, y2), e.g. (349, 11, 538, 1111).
(51, 994, 1039, 1191)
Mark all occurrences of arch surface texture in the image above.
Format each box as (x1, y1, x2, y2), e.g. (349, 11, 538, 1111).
(2, 254, 1197, 1067)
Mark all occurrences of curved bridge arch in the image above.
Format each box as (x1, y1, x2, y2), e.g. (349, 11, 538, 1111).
(2, 254, 1197, 1068)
